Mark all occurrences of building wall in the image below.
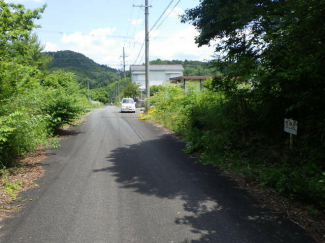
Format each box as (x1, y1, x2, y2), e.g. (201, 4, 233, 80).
(131, 70, 183, 90)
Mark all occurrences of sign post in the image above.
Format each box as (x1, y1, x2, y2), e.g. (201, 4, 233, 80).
(284, 118, 298, 149)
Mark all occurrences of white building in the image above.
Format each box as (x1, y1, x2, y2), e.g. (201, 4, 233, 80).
(130, 65, 184, 91)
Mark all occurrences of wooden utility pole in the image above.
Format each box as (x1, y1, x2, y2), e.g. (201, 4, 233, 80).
(87, 81, 90, 101)
(133, 1, 151, 111)
(123, 47, 127, 87)
(144, 0, 150, 111)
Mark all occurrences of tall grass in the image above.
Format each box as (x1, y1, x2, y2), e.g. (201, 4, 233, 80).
(145, 83, 325, 208)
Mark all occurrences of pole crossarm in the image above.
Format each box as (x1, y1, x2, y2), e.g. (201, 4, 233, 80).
(133, 4, 152, 8)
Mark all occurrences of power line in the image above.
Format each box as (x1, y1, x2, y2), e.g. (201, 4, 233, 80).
(139, 50, 146, 65)
(133, 40, 145, 65)
(129, 7, 142, 48)
(34, 29, 133, 40)
(132, 0, 181, 65)
(150, 0, 175, 32)
(154, 0, 181, 32)
(124, 0, 137, 47)
(132, 0, 175, 65)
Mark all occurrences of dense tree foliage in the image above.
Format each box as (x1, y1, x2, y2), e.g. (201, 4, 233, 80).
(122, 82, 141, 99)
(0, 2, 99, 168)
(45, 50, 120, 102)
(176, 0, 325, 206)
(0, 1, 46, 60)
(182, 0, 325, 142)
(150, 59, 217, 76)
(46, 50, 117, 88)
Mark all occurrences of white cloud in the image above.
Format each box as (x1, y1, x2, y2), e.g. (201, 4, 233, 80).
(61, 28, 117, 52)
(43, 42, 60, 52)
(40, 26, 217, 69)
(130, 19, 142, 27)
(149, 26, 216, 61)
(166, 7, 184, 18)
(57, 28, 125, 68)
(89, 27, 116, 37)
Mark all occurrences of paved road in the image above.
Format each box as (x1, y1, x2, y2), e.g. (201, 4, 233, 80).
(1, 105, 315, 243)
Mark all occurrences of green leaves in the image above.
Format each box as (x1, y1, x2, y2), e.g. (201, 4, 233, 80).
(122, 82, 141, 99)
(0, 2, 92, 169)
(0, 1, 46, 60)
(0, 112, 21, 143)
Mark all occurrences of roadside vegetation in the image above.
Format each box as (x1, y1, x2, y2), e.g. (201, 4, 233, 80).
(144, 0, 325, 239)
(145, 83, 325, 209)
(0, 1, 101, 181)
(144, 82, 325, 240)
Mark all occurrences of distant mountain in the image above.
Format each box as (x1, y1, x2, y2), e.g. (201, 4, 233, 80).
(44, 50, 118, 88)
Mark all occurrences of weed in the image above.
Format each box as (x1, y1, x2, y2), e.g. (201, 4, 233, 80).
(145, 83, 325, 209)
(48, 136, 61, 149)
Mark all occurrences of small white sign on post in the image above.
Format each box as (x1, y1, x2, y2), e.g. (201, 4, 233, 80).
(284, 118, 298, 135)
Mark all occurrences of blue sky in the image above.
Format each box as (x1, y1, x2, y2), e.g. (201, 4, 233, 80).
(5, 0, 217, 69)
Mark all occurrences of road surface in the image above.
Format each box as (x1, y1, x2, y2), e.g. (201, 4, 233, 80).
(0, 105, 315, 243)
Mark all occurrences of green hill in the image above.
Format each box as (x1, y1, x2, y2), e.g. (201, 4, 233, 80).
(149, 59, 218, 76)
(45, 50, 118, 88)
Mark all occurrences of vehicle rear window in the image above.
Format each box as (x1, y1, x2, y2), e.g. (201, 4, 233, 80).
(122, 99, 134, 103)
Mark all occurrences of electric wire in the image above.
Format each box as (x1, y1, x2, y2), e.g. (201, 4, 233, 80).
(150, 0, 174, 32)
(124, 0, 136, 48)
(133, 42, 145, 65)
(154, 0, 181, 32)
(133, 0, 173, 65)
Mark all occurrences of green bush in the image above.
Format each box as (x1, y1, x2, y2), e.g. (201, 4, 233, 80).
(146, 83, 325, 208)
(0, 110, 49, 168)
(42, 90, 83, 131)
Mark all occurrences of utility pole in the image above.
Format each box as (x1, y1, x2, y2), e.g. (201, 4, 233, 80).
(134, 1, 151, 111)
(87, 81, 90, 101)
(144, 0, 150, 111)
(122, 47, 127, 87)
(116, 73, 120, 102)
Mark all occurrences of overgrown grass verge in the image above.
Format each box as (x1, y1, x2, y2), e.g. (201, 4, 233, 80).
(0, 108, 95, 216)
(0, 86, 101, 170)
(145, 84, 325, 211)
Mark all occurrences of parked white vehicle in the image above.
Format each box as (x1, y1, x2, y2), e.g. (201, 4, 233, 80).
(120, 98, 136, 113)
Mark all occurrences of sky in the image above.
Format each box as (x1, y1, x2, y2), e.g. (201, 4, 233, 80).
(5, 0, 217, 70)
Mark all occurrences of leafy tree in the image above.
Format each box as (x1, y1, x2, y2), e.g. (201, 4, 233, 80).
(182, 0, 325, 144)
(122, 82, 141, 99)
(41, 70, 79, 91)
(150, 59, 216, 76)
(0, 2, 95, 168)
(150, 85, 162, 96)
(0, 1, 46, 60)
(46, 50, 118, 89)
(181, 0, 325, 207)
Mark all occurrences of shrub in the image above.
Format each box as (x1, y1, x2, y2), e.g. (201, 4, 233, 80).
(145, 83, 325, 208)
(43, 90, 83, 131)
(0, 110, 49, 168)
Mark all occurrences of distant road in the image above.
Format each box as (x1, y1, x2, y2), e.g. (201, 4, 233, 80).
(1, 105, 315, 243)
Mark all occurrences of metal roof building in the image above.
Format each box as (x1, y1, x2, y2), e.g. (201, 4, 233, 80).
(130, 65, 184, 90)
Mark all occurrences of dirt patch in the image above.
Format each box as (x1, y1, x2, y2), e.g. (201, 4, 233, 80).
(0, 150, 46, 222)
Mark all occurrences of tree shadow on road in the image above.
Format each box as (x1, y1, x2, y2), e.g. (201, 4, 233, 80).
(93, 134, 315, 243)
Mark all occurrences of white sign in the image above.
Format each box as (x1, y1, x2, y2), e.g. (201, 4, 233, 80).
(284, 118, 298, 135)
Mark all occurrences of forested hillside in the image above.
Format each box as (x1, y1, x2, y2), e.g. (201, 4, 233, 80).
(46, 50, 117, 88)
(150, 59, 217, 76)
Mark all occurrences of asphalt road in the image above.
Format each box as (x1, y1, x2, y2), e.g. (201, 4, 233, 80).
(1, 105, 315, 243)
